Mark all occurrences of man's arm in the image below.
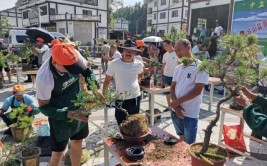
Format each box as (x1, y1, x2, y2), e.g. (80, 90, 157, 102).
(138, 72, 144, 82)
(170, 81, 177, 102)
(0, 97, 12, 112)
(34, 45, 48, 54)
(170, 83, 205, 108)
(161, 63, 166, 82)
(103, 75, 112, 95)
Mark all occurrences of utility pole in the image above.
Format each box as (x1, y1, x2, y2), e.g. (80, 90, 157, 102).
(227, 0, 235, 33)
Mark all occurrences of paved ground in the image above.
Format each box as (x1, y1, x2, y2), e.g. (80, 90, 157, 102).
(1, 57, 267, 166)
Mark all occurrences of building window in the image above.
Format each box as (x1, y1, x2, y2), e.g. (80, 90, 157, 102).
(172, 10, 178, 17)
(40, 5, 48, 16)
(22, 0, 28, 5)
(50, 8, 56, 15)
(22, 11, 28, 19)
(154, 1, 157, 7)
(160, 12, 166, 19)
(197, 18, 207, 28)
(147, 20, 152, 26)
(173, 0, 179, 3)
(184, 10, 188, 18)
(154, 13, 156, 20)
(83, 10, 92, 16)
(161, 0, 166, 6)
(148, 8, 152, 14)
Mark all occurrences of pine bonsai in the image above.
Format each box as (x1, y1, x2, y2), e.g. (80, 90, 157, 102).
(196, 34, 266, 163)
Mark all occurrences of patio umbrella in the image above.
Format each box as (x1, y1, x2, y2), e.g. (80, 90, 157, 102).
(26, 28, 55, 43)
(142, 36, 163, 43)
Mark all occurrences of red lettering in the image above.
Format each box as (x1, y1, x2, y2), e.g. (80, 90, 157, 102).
(263, 20, 267, 27)
(257, 22, 263, 30)
(252, 26, 257, 33)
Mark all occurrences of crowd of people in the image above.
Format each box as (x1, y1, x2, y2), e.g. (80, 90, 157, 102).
(0, 21, 267, 165)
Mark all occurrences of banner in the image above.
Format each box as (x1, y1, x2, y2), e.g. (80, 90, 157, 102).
(232, 0, 267, 55)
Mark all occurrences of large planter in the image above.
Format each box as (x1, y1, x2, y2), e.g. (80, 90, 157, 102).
(189, 142, 228, 166)
(121, 128, 152, 145)
(10, 125, 30, 142)
(20, 147, 41, 166)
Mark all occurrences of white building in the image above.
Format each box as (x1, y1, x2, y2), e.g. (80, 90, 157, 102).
(15, 0, 109, 45)
(113, 18, 129, 31)
(145, 0, 189, 36)
(0, 7, 22, 27)
(189, 0, 233, 36)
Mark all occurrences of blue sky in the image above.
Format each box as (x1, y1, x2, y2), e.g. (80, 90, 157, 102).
(0, 0, 143, 11)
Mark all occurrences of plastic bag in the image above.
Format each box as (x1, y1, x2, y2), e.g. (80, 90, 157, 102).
(34, 119, 50, 137)
(223, 125, 247, 153)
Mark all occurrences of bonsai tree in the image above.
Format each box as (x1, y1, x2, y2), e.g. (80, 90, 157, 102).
(8, 103, 34, 128)
(195, 34, 266, 164)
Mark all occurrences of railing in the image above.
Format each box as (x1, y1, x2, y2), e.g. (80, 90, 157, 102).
(50, 14, 101, 22)
(29, 17, 39, 24)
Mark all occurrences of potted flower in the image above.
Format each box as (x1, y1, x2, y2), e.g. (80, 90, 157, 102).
(8, 103, 34, 142)
(188, 34, 265, 165)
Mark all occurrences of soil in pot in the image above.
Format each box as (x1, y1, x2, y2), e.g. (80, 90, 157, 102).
(120, 114, 148, 137)
(143, 139, 190, 164)
(21, 148, 40, 157)
(189, 143, 228, 166)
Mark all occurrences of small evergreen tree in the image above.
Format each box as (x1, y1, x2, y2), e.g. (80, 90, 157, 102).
(165, 26, 186, 43)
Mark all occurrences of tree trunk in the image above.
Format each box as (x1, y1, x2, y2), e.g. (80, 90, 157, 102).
(200, 94, 234, 154)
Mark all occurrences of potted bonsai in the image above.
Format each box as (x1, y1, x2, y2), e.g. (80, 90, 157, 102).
(8, 103, 34, 142)
(20, 147, 41, 166)
(188, 34, 265, 166)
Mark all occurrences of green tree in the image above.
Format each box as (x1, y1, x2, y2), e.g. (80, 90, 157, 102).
(0, 16, 11, 37)
(165, 26, 186, 43)
(112, 2, 147, 34)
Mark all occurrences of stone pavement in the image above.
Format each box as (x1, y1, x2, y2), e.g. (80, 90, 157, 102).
(0, 57, 267, 166)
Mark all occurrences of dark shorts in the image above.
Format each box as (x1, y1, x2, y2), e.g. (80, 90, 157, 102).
(0, 62, 10, 72)
(49, 119, 89, 152)
(163, 75, 173, 94)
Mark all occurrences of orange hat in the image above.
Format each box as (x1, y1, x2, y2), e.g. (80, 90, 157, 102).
(36, 37, 44, 43)
(52, 43, 86, 74)
(13, 84, 25, 95)
(51, 39, 61, 47)
(136, 40, 148, 48)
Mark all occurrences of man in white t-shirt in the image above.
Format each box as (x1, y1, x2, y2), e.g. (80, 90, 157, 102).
(192, 41, 204, 59)
(103, 41, 144, 125)
(214, 22, 223, 37)
(161, 40, 179, 112)
(103, 45, 121, 61)
(169, 39, 209, 144)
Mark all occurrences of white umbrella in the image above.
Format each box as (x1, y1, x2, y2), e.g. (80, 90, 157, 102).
(142, 36, 163, 43)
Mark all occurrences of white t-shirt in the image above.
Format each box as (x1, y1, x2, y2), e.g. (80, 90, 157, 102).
(162, 51, 179, 77)
(36, 51, 88, 100)
(112, 51, 122, 59)
(192, 45, 201, 55)
(42, 49, 51, 64)
(134, 55, 143, 63)
(214, 26, 223, 36)
(172, 59, 209, 118)
(106, 59, 143, 100)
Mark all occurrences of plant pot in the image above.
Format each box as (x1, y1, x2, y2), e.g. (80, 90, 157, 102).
(20, 147, 41, 166)
(121, 128, 152, 145)
(189, 142, 228, 166)
(10, 125, 30, 142)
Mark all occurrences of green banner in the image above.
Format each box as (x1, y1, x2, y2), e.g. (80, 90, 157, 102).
(234, 0, 267, 12)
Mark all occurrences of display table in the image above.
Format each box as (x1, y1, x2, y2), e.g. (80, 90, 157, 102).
(103, 127, 191, 166)
(218, 104, 267, 162)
